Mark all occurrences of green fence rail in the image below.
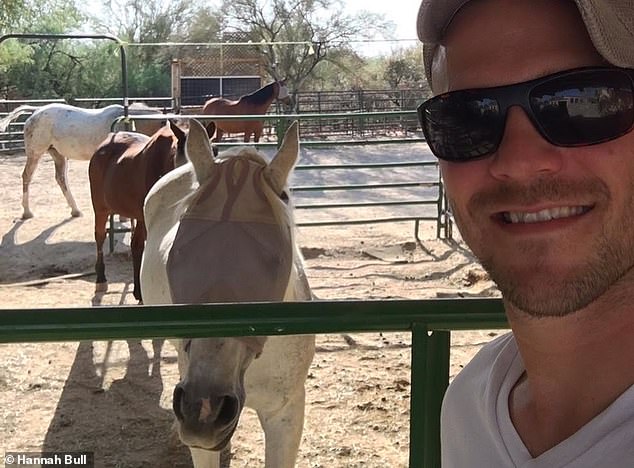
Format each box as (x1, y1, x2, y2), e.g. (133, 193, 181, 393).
(0, 298, 507, 467)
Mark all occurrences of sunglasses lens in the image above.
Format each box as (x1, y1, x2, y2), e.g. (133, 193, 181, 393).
(420, 92, 504, 161)
(419, 68, 634, 162)
(531, 70, 634, 145)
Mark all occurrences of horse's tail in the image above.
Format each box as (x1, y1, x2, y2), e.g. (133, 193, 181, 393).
(0, 105, 40, 132)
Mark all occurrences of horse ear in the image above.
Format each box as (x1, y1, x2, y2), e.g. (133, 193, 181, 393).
(186, 119, 215, 182)
(169, 119, 185, 141)
(170, 119, 188, 167)
(266, 120, 299, 193)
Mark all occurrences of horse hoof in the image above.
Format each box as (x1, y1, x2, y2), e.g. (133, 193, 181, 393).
(21, 211, 34, 220)
(95, 282, 108, 293)
(71, 210, 82, 217)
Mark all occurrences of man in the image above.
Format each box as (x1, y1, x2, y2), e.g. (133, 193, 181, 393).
(416, 0, 634, 466)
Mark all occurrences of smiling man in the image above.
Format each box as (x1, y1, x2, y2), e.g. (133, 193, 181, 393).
(416, 0, 634, 466)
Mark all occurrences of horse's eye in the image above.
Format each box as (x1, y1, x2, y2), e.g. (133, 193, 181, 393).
(183, 340, 192, 354)
(280, 191, 290, 203)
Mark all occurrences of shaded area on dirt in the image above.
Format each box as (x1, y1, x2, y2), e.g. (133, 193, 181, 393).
(0, 151, 502, 467)
(0, 218, 94, 284)
(41, 340, 192, 468)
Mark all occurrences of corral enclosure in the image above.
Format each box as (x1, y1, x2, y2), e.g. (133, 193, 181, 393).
(0, 89, 423, 155)
(0, 136, 502, 467)
(0, 30, 502, 468)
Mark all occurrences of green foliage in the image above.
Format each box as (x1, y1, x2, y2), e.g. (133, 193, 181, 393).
(184, 6, 225, 43)
(0, 0, 89, 98)
(383, 47, 427, 91)
(0, 0, 27, 32)
(127, 55, 171, 97)
(89, 0, 197, 43)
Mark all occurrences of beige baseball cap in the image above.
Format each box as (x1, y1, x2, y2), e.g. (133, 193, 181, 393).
(417, 0, 634, 87)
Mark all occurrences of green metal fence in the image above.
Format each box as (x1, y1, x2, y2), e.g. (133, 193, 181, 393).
(118, 111, 451, 238)
(0, 298, 507, 467)
(0, 107, 484, 466)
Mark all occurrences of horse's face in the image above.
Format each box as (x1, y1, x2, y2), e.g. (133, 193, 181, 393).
(172, 335, 266, 450)
(165, 118, 300, 450)
(141, 120, 189, 191)
(276, 80, 291, 105)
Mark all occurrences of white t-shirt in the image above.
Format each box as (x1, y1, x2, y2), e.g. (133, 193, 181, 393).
(441, 332, 634, 467)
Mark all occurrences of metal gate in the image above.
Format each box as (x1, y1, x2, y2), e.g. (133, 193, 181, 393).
(0, 298, 507, 467)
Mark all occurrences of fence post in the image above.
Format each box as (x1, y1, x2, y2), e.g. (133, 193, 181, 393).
(275, 117, 290, 149)
(410, 323, 450, 468)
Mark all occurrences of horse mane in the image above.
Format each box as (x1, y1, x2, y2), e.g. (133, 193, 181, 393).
(240, 82, 277, 106)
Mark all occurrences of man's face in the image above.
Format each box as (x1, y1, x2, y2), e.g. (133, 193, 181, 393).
(432, 0, 634, 317)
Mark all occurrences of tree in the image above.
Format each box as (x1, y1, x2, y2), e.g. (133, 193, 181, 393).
(383, 47, 427, 91)
(90, 0, 197, 44)
(382, 46, 430, 110)
(0, 0, 88, 99)
(219, 0, 392, 109)
(0, 0, 26, 33)
(86, 0, 208, 96)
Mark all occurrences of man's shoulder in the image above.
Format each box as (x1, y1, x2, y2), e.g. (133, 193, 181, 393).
(460, 331, 515, 375)
(440, 331, 520, 463)
(446, 331, 518, 400)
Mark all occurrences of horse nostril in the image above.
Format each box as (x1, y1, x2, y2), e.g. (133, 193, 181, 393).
(217, 395, 239, 426)
(173, 384, 185, 421)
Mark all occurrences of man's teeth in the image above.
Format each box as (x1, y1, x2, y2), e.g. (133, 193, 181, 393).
(504, 206, 586, 224)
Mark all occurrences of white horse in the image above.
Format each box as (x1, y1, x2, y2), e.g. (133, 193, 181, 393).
(140, 119, 314, 468)
(0, 102, 164, 219)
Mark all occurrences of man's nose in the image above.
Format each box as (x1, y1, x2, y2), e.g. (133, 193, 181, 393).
(488, 106, 564, 181)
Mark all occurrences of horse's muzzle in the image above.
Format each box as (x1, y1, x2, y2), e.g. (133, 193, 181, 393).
(172, 382, 242, 448)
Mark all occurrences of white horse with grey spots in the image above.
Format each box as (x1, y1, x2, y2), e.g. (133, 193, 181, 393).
(0, 102, 164, 219)
(140, 119, 314, 468)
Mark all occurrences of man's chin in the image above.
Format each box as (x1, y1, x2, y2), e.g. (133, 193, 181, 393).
(500, 282, 599, 318)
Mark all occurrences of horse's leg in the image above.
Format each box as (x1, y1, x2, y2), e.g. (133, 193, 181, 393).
(205, 121, 216, 139)
(20, 149, 43, 219)
(49, 148, 81, 217)
(257, 388, 306, 468)
(213, 128, 224, 143)
(189, 447, 221, 468)
(130, 219, 146, 303)
(94, 208, 109, 293)
(253, 123, 264, 143)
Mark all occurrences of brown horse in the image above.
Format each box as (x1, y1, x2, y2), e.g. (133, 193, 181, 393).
(88, 120, 187, 302)
(201, 80, 291, 143)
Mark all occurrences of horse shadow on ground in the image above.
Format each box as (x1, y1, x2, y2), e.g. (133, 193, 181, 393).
(41, 339, 192, 468)
(0, 218, 94, 284)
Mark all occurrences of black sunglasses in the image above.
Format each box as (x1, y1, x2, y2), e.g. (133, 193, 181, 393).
(417, 66, 634, 162)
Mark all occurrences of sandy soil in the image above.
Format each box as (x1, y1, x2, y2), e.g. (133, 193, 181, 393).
(0, 148, 503, 468)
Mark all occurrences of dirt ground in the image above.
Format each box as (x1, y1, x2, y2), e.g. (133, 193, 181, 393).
(0, 149, 503, 467)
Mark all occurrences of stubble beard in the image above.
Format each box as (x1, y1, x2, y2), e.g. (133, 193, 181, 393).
(480, 231, 633, 317)
(449, 177, 634, 318)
